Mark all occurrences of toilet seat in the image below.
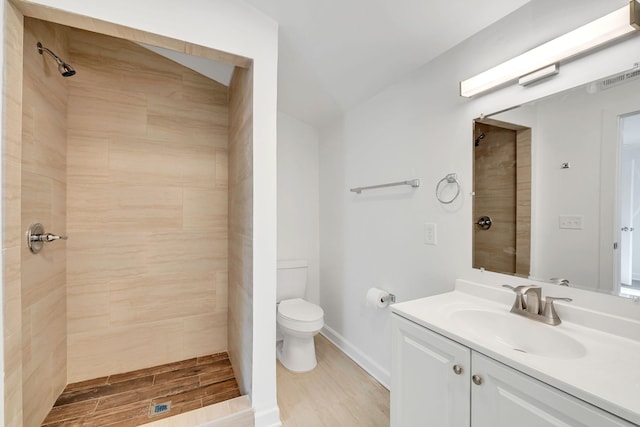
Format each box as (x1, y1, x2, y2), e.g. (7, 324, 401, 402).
(277, 298, 324, 332)
(278, 298, 323, 321)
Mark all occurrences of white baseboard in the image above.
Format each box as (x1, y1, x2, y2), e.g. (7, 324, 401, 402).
(321, 325, 390, 390)
(253, 405, 281, 427)
(633, 273, 640, 282)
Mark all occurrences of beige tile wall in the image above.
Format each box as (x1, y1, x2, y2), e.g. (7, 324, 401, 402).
(472, 122, 531, 277)
(65, 27, 230, 382)
(21, 17, 69, 427)
(4, 4, 25, 426)
(473, 122, 517, 274)
(516, 129, 532, 277)
(227, 65, 253, 396)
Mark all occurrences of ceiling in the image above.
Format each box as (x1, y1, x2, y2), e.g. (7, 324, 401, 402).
(139, 43, 234, 86)
(245, 0, 530, 126)
(148, 0, 531, 127)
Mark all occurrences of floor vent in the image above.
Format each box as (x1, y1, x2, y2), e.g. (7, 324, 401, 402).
(150, 401, 171, 417)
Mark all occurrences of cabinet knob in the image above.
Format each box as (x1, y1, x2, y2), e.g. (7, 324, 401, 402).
(452, 364, 463, 375)
(472, 374, 483, 385)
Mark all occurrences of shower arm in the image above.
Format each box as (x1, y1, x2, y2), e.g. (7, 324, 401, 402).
(37, 42, 64, 66)
(36, 41, 76, 77)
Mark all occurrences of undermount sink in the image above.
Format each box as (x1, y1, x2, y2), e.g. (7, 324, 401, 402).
(448, 309, 587, 359)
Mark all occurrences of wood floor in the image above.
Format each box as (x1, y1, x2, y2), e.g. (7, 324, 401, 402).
(41, 352, 241, 426)
(277, 335, 390, 426)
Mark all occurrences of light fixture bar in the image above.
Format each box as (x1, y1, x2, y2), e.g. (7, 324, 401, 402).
(460, 1, 640, 98)
(518, 63, 559, 86)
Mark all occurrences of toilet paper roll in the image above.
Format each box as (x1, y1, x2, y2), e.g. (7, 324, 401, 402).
(367, 287, 390, 309)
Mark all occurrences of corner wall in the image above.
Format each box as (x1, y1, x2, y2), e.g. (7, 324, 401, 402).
(277, 112, 320, 305)
(3, 2, 24, 425)
(21, 17, 69, 427)
(228, 65, 254, 397)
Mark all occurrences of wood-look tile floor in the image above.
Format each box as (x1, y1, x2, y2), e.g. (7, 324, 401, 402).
(42, 353, 241, 427)
(277, 335, 390, 426)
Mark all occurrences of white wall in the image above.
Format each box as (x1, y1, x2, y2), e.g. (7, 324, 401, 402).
(277, 112, 320, 305)
(1, 1, 280, 425)
(318, 0, 639, 388)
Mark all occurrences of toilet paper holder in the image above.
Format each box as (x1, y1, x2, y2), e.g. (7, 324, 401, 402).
(382, 293, 396, 304)
(366, 287, 397, 308)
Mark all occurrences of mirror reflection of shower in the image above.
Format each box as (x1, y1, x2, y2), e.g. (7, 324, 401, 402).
(36, 41, 76, 77)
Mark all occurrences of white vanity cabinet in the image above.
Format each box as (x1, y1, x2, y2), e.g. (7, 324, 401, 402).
(391, 312, 471, 426)
(471, 352, 633, 427)
(391, 314, 634, 427)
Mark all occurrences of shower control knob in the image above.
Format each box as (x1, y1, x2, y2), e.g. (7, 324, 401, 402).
(26, 223, 68, 254)
(452, 364, 463, 375)
(41, 233, 68, 242)
(475, 216, 492, 230)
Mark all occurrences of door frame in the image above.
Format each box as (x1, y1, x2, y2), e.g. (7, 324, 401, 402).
(600, 102, 640, 294)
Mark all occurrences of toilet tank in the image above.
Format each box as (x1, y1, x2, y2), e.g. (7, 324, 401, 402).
(277, 259, 308, 302)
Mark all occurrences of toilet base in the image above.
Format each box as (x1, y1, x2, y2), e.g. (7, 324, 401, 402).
(277, 333, 318, 372)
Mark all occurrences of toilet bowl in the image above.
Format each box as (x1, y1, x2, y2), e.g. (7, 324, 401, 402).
(276, 298, 324, 372)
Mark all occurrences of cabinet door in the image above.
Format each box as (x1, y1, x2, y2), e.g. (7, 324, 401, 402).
(471, 352, 634, 427)
(391, 315, 471, 427)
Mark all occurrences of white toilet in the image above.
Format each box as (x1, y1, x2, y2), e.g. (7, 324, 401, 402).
(276, 259, 324, 372)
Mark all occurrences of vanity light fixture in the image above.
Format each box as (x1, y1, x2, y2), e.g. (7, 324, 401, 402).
(460, 0, 640, 97)
(518, 64, 559, 86)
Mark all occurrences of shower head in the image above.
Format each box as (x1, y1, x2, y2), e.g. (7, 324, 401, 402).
(37, 42, 76, 77)
(474, 133, 485, 147)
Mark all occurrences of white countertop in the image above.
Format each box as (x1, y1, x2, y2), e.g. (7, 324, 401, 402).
(391, 281, 640, 426)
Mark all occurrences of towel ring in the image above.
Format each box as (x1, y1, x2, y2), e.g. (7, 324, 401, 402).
(436, 173, 460, 204)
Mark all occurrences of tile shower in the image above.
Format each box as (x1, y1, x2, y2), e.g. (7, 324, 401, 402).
(12, 15, 248, 426)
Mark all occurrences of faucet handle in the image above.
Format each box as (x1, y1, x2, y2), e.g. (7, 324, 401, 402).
(550, 277, 570, 286)
(502, 285, 531, 311)
(543, 296, 573, 325)
(502, 285, 525, 310)
(502, 284, 540, 294)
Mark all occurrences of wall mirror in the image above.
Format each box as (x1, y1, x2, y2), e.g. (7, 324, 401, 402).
(472, 65, 640, 298)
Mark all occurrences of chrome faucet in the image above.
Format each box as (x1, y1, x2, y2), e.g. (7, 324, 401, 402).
(502, 285, 572, 326)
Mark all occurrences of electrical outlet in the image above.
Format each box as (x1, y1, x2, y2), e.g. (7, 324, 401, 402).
(559, 215, 583, 230)
(424, 223, 437, 245)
